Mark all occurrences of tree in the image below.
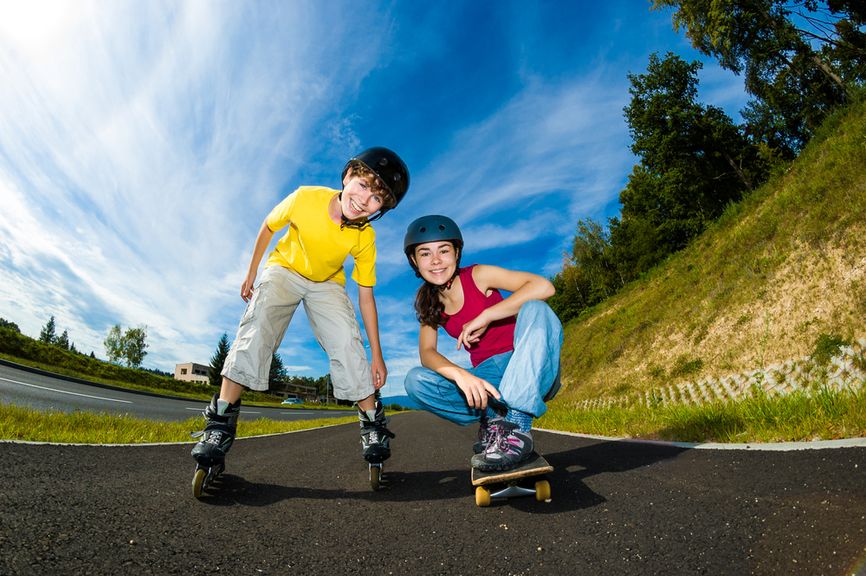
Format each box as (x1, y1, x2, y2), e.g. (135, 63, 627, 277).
(653, 0, 865, 153)
(122, 326, 148, 368)
(0, 318, 20, 333)
(209, 333, 230, 387)
(618, 52, 763, 274)
(269, 352, 285, 387)
(104, 325, 124, 364)
(104, 324, 149, 368)
(39, 316, 57, 344)
(56, 329, 70, 350)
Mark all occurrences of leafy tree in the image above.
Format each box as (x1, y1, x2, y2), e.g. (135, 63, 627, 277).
(653, 0, 865, 153)
(618, 52, 762, 275)
(269, 352, 285, 387)
(104, 324, 148, 368)
(0, 318, 20, 333)
(209, 333, 230, 387)
(122, 326, 148, 368)
(39, 316, 57, 344)
(104, 325, 124, 364)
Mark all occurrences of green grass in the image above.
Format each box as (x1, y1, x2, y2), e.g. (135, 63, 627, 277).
(0, 403, 358, 444)
(538, 387, 866, 443)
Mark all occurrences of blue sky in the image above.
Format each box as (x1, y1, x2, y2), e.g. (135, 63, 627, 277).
(0, 1, 748, 399)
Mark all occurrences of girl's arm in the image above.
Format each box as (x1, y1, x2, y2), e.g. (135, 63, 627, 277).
(241, 220, 276, 302)
(419, 324, 500, 410)
(358, 285, 387, 390)
(456, 264, 555, 350)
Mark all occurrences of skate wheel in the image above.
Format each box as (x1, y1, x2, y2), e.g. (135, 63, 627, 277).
(535, 479, 551, 502)
(192, 467, 207, 499)
(475, 486, 491, 507)
(370, 465, 382, 491)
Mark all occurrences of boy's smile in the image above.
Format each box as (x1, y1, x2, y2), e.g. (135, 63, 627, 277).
(337, 174, 386, 222)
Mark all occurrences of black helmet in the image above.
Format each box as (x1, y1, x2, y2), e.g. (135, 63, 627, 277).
(342, 147, 410, 212)
(403, 215, 463, 271)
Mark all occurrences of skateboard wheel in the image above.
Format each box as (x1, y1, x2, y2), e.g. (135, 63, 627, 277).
(535, 479, 551, 502)
(192, 467, 207, 499)
(475, 486, 491, 507)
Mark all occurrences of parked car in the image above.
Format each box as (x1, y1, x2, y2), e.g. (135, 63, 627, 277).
(281, 396, 303, 405)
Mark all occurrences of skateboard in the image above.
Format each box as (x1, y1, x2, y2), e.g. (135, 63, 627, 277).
(471, 452, 553, 507)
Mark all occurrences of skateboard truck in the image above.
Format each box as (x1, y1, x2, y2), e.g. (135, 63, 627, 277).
(471, 452, 553, 507)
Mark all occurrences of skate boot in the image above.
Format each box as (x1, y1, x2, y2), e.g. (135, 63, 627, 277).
(190, 394, 241, 498)
(359, 399, 395, 463)
(359, 400, 395, 490)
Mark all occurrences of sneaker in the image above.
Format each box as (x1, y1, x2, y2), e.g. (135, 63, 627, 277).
(359, 401, 395, 464)
(470, 420, 534, 472)
(473, 417, 502, 455)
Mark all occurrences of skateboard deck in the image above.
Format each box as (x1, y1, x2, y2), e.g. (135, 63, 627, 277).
(471, 452, 553, 506)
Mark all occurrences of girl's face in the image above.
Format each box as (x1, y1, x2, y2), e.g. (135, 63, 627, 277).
(413, 241, 458, 286)
(341, 170, 386, 221)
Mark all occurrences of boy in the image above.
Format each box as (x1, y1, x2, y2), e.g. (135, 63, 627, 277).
(192, 147, 409, 471)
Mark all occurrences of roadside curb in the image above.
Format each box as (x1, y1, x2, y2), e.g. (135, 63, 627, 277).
(537, 427, 866, 451)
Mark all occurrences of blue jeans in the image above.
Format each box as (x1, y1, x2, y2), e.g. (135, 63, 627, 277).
(403, 300, 563, 426)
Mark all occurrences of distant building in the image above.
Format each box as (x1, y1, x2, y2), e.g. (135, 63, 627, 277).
(174, 362, 209, 384)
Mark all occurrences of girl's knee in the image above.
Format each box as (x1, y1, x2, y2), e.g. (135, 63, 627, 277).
(403, 367, 426, 397)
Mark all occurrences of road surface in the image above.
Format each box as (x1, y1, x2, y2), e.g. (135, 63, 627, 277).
(2, 410, 865, 575)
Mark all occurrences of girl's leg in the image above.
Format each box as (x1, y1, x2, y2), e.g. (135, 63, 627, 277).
(497, 300, 563, 419)
(403, 352, 511, 426)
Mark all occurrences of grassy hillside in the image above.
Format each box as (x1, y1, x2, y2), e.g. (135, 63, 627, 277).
(550, 96, 866, 410)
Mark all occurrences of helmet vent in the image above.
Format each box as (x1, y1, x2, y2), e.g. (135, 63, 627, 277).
(419, 226, 427, 233)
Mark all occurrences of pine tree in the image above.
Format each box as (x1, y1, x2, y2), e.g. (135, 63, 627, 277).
(39, 316, 57, 344)
(209, 333, 230, 387)
(56, 329, 70, 350)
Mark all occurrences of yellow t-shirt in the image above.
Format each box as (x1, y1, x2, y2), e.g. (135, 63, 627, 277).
(263, 186, 376, 286)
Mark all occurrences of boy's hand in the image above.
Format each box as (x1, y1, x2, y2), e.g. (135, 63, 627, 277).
(240, 273, 257, 302)
(371, 356, 387, 390)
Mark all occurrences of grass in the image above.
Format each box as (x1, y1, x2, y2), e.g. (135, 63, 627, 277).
(0, 403, 358, 444)
(538, 387, 866, 443)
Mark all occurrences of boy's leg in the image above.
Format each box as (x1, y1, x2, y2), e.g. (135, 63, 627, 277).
(192, 267, 301, 465)
(471, 301, 563, 471)
(303, 281, 392, 462)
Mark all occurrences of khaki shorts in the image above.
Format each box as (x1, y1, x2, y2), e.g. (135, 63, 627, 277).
(221, 266, 373, 401)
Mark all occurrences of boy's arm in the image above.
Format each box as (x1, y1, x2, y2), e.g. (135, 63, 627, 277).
(357, 285, 386, 390)
(241, 220, 276, 302)
(418, 324, 500, 410)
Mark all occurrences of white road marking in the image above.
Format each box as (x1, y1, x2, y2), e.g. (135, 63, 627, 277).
(0, 376, 133, 404)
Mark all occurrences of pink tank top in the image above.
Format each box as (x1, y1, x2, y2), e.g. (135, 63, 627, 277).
(442, 265, 516, 366)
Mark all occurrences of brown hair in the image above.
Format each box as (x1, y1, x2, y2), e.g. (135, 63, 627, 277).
(346, 161, 397, 209)
(414, 282, 446, 328)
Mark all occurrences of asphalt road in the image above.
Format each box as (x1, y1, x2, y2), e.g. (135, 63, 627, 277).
(2, 410, 866, 575)
(0, 360, 355, 421)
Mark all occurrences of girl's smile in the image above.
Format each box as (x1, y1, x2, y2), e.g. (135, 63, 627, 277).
(413, 241, 459, 286)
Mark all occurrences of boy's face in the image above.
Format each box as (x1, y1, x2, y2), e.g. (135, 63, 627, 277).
(341, 169, 388, 221)
(412, 241, 458, 285)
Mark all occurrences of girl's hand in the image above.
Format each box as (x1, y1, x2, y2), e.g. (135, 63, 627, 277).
(454, 371, 500, 410)
(457, 314, 490, 350)
(371, 356, 387, 390)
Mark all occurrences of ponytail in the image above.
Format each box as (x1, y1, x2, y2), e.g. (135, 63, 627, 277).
(414, 283, 445, 328)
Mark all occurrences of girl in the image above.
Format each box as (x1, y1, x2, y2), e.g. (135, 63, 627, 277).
(402, 215, 563, 471)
